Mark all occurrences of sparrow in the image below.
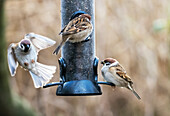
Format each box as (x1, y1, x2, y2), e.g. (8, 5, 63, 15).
(101, 58, 141, 100)
(7, 33, 57, 88)
(53, 11, 93, 55)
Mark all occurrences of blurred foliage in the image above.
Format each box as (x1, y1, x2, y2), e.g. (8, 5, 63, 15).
(153, 19, 167, 32)
(4, 0, 170, 116)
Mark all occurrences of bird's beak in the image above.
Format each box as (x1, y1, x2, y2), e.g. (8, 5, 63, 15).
(101, 61, 105, 65)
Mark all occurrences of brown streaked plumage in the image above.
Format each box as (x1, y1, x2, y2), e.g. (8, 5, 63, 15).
(101, 58, 141, 100)
(53, 13, 93, 55)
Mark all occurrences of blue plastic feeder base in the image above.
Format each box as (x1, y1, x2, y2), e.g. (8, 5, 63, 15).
(56, 80, 102, 96)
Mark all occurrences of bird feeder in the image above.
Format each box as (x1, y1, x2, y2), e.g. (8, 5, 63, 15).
(43, 0, 114, 96)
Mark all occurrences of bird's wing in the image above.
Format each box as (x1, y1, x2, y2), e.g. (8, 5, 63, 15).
(25, 33, 56, 52)
(7, 43, 18, 76)
(59, 25, 67, 35)
(60, 16, 91, 36)
(109, 64, 133, 84)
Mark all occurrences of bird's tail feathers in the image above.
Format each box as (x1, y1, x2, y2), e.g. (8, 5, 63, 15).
(53, 37, 69, 55)
(132, 90, 141, 100)
(128, 84, 141, 100)
(53, 40, 64, 55)
(29, 62, 56, 88)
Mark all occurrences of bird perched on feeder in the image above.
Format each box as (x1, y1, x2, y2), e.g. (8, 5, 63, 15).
(101, 58, 141, 100)
(53, 11, 93, 55)
(7, 33, 56, 88)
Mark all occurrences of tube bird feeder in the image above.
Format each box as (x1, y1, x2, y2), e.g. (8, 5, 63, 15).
(43, 0, 115, 96)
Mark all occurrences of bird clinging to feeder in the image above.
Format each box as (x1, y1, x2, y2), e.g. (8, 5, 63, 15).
(53, 11, 93, 55)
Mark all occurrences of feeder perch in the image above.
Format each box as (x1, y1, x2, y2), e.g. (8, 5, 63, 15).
(43, 57, 115, 95)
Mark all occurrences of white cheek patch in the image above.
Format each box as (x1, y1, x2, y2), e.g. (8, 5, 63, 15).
(109, 61, 119, 67)
(86, 18, 90, 22)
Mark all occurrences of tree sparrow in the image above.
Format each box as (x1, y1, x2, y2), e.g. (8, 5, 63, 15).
(7, 33, 56, 88)
(53, 11, 93, 55)
(101, 58, 141, 100)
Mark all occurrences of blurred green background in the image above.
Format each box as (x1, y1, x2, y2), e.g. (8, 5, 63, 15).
(2, 0, 170, 116)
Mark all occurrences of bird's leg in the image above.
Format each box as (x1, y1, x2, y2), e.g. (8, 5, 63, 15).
(111, 85, 116, 90)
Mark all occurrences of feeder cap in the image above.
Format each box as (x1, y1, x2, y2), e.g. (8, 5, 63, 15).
(70, 11, 87, 21)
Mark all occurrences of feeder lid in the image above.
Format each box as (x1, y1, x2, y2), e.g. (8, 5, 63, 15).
(70, 11, 87, 21)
